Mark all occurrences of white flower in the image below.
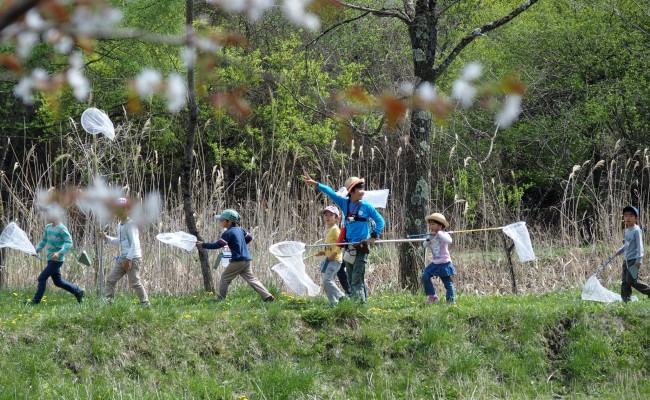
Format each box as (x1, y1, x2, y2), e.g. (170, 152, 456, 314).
(461, 62, 483, 82)
(13, 68, 49, 104)
(16, 31, 39, 58)
(416, 82, 436, 103)
(165, 73, 187, 113)
(69, 52, 84, 69)
(25, 10, 46, 30)
(195, 37, 220, 52)
(495, 94, 523, 128)
(283, 0, 321, 30)
(182, 46, 196, 69)
(209, 0, 247, 13)
(135, 69, 162, 97)
(71, 5, 123, 35)
(248, 0, 275, 21)
(46, 29, 74, 54)
(67, 69, 90, 101)
(451, 79, 476, 108)
(13, 77, 36, 104)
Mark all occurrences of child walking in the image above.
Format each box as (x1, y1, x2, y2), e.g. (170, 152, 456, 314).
(102, 198, 150, 306)
(304, 175, 385, 303)
(28, 207, 84, 304)
(197, 209, 274, 302)
(616, 206, 650, 302)
(421, 213, 456, 304)
(316, 206, 346, 306)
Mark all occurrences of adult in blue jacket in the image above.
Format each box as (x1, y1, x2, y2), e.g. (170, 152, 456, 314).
(304, 175, 385, 302)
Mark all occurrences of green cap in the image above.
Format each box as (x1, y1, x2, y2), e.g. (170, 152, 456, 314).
(215, 209, 240, 223)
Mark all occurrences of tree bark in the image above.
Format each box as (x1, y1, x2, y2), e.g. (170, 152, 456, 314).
(183, 0, 213, 292)
(397, 0, 539, 292)
(398, 1, 437, 292)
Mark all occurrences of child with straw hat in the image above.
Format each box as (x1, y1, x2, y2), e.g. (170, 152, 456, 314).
(421, 212, 456, 304)
(303, 175, 385, 303)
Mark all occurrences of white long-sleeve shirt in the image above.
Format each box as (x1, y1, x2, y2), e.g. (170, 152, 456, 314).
(422, 231, 453, 264)
(106, 218, 142, 260)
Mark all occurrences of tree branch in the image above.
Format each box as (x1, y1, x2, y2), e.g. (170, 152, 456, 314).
(303, 11, 371, 49)
(339, 1, 411, 23)
(433, 0, 539, 79)
(0, 0, 42, 33)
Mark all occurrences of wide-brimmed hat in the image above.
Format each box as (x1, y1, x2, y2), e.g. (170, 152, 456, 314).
(623, 206, 639, 218)
(425, 212, 449, 227)
(322, 205, 340, 217)
(344, 176, 365, 193)
(216, 209, 240, 223)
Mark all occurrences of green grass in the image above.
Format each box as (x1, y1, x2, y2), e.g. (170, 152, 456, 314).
(1, 286, 650, 399)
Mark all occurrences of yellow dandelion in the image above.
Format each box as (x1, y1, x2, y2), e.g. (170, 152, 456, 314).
(11, 320, 16, 324)
(182, 314, 192, 319)
(12, 292, 18, 297)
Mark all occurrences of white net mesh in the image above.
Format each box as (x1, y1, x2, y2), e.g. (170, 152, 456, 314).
(81, 108, 115, 140)
(502, 221, 536, 262)
(0, 222, 37, 255)
(581, 275, 637, 303)
(156, 232, 197, 252)
(269, 241, 320, 296)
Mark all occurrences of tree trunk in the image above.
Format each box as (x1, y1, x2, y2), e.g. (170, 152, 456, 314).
(183, 0, 213, 292)
(399, 1, 437, 292)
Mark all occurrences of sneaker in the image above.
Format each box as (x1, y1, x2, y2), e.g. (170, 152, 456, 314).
(75, 289, 85, 304)
(424, 295, 440, 305)
(264, 295, 275, 302)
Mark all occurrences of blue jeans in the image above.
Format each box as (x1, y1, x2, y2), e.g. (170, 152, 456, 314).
(32, 260, 82, 303)
(422, 263, 455, 302)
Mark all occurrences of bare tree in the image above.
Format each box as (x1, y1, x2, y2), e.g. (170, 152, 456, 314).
(183, 0, 213, 292)
(341, 0, 540, 291)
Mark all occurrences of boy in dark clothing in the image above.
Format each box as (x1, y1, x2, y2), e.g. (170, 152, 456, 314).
(616, 205, 650, 302)
(197, 209, 274, 302)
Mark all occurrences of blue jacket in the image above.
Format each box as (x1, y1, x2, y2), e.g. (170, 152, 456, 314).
(317, 183, 385, 242)
(202, 226, 253, 261)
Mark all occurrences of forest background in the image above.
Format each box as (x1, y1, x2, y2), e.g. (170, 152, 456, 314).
(1, 0, 649, 297)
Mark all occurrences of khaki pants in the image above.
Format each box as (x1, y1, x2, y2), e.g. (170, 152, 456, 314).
(218, 260, 272, 300)
(105, 257, 149, 304)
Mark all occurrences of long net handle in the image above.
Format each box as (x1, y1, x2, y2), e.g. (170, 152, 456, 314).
(450, 227, 503, 234)
(305, 238, 426, 248)
(408, 227, 504, 238)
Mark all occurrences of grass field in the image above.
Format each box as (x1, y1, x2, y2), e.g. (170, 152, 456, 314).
(1, 284, 650, 399)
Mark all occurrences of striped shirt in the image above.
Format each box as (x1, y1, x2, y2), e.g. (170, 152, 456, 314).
(35, 223, 73, 261)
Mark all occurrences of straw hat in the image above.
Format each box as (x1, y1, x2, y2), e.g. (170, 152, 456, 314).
(344, 176, 365, 192)
(425, 213, 449, 227)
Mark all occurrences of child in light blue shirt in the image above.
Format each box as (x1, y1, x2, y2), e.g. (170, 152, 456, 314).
(616, 206, 650, 302)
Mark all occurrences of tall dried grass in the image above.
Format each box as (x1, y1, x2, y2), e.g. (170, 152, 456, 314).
(1, 118, 647, 297)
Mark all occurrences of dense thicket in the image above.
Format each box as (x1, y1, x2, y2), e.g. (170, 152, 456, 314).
(1, 0, 649, 242)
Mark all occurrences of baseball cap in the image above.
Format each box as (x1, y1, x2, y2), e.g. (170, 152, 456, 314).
(322, 205, 340, 217)
(623, 206, 639, 217)
(215, 209, 240, 223)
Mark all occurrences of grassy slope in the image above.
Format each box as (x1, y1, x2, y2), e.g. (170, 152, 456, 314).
(1, 285, 650, 400)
